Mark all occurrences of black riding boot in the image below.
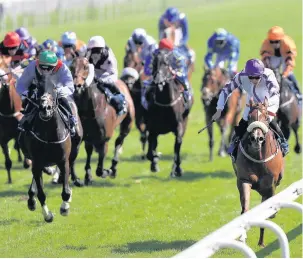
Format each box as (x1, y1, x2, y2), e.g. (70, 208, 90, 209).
(59, 97, 77, 136)
(228, 118, 248, 161)
(269, 120, 289, 156)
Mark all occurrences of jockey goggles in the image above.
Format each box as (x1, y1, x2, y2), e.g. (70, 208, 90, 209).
(39, 64, 55, 72)
(269, 40, 280, 44)
(248, 75, 261, 80)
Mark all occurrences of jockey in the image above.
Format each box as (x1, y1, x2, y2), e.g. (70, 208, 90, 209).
(0, 32, 31, 68)
(16, 50, 77, 136)
(212, 58, 289, 160)
(142, 38, 190, 110)
(86, 35, 127, 115)
(15, 27, 38, 58)
(59, 31, 87, 67)
(204, 28, 240, 77)
(158, 7, 193, 65)
(126, 28, 158, 70)
(40, 39, 65, 61)
(260, 26, 301, 102)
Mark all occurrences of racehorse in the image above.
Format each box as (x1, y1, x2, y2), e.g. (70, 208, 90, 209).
(201, 67, 243, 161)
(273, 68, 301, 153)
(71, 57, 135, 184)
(145, 49, 193, 176)
(232, 98, 284, 247)
(0, 56, 31, 183)
(18, 75, 77, 222)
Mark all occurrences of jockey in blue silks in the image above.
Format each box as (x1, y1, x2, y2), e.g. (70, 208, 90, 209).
(158, 7, 194, 66)
(204, 28, 240, 77)
(40, 39, 65, 61)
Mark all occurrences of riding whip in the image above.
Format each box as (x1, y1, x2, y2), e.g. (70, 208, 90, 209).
(198, 120, 215, 134)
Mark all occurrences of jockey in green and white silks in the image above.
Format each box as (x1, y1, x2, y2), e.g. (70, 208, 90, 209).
(16, 50, 77, 135)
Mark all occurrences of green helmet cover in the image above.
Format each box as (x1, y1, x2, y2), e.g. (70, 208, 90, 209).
(38, 50, 58, 67)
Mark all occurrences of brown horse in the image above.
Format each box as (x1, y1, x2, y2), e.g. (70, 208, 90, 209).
(0, 55, 33, 183)
(71, 57, 135, 184)
(145, 49, 193, 176)
(273, 69, 301, 153)
(232, 97, 284, 247)
(201, 67, 244, 161)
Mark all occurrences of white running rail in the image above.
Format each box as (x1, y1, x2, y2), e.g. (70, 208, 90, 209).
(173, 179, 303, 258)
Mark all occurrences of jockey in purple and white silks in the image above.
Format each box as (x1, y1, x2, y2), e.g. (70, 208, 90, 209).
(212, 58, 289, 159)
(15, 27, 38, 58)
(86, 36, 127, 115)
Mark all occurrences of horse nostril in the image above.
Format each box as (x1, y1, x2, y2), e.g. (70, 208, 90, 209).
(259, 136, 264, 142)
(47, 105, 51, 111)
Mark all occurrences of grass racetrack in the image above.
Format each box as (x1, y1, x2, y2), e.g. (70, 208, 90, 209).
(0, 0, 302, 257)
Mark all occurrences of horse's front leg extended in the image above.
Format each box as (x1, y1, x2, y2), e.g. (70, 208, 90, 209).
(1, 143, 12, 184)
(27, 178, 37, 211)
(292, 120, 301, 153)
(206, 116, 214, 161)
(218, 119, 227, 157)
(96, 142, 108, 178)
(171, 124, 184, 177)
(69, 136, 84, 187)
(84, 141, 93, 185)
(58, 160, 72, 217)
(147, 132, 159, 172)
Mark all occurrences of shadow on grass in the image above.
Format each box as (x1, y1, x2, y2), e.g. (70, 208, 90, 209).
(111, 240, 196, 253)
(256, 224, 302, 258)
(0, 190, 26, 198)
(131, 170, 234, 182)
(62, 245, 88, 251)
(0, 218, 20, 226)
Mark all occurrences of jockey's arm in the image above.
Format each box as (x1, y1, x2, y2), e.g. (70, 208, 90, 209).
(57, 64, 75, 98)
(282, 41, 297, 78)
(260, 40, 272, 68)
(158, 17, 166, 40)
(227, 44, 239, 75)
(217, 73, 241, 110)
(16, 60, 36, 97)
(96, 50, 118, 85)
(204, 46, 214, 69)
(179, 15, 189, 46)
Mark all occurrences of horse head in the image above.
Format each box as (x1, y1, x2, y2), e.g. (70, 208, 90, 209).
(152, 49, 174, 91)
(37, 75, 57, 121)
(70, 57, 91, 95)
(120, 67, 140, 92)
(201, 67, 229, 105)
(247, 97, 270, 150)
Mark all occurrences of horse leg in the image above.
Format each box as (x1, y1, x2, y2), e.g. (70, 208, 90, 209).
(57, 161, 72, 217)
(147, 132, 159, 172)
(237, 179, 252, 243)
(140, 129, 148, 160)
(27, 178, 37, 211)
(84, 141, 93, 185)
(96, 142, 108, 178)
(32, 164, 53, 223)
(292, 120, 301, 153)
(171, 124, 184, 177)
(1, 143, 12, 184)
(69, 138, 84, 187)
(218, 120, 227, 157)
(109, 117, 131, 178)
(14, 138, 22, 162)
(206, 117, 214, 161)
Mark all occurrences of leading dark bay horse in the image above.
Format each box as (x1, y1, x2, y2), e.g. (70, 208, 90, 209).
(18, 75, 80, 222)
(201, 67, 244, 161)
(145, 49, 193, 176)
(71, 57, 135, 184)
(232, 98, 284, 247)
(273, 68, 301, 154)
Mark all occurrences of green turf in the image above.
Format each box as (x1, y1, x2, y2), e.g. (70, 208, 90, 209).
(0, 0, 302, 257)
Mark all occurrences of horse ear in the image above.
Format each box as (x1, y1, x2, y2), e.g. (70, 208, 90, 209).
(264, 96, 269, 107)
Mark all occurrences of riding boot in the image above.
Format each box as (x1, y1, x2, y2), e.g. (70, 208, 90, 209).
(269, 120, 289, 157)
(59, 97, 77, 137)
(228, 118, 248, 162)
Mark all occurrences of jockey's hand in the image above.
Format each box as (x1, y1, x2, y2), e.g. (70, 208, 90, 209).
(212, 108, 222, 121)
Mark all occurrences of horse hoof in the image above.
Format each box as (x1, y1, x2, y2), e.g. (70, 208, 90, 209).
(44, 212, 54, 223)
(60, 208, 69, 216)
(52, 179, 58, 184)
(27, 199, 36, 211)
(151, 163, 159, 173)
(174, 168, 183, 177)
(23, 160, 30, 169)
(294, 145, 301, 154)
(73, 178, 84, 187)
(84, 178, 93, 186)
(141, 154, 146, 160)
(218, 151, 227, 157)
(109, 169, 117, 179)
(258, 242, 265, 248)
